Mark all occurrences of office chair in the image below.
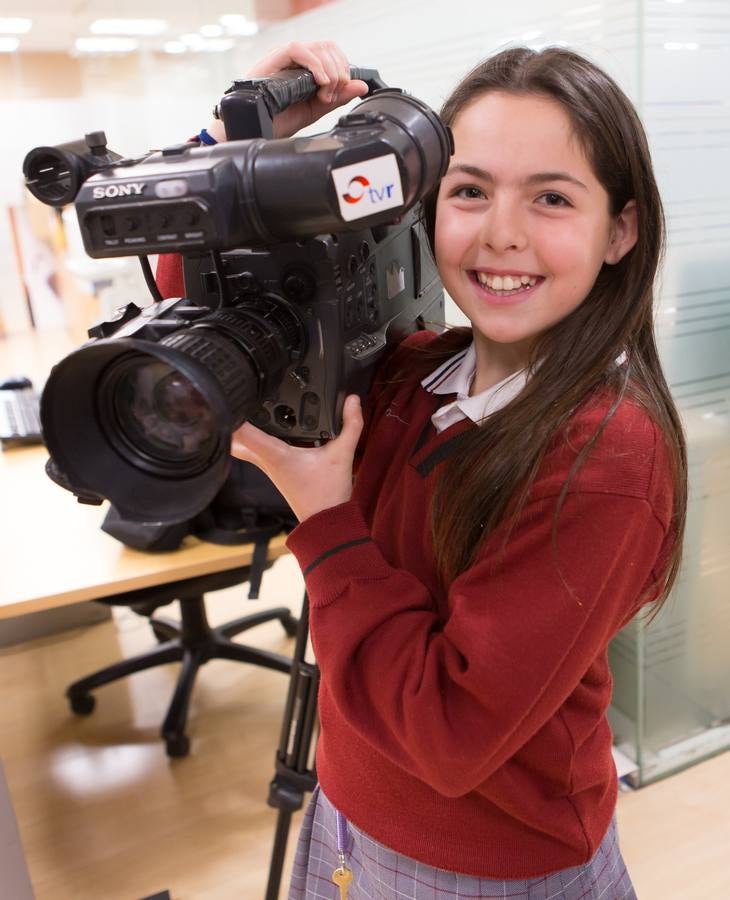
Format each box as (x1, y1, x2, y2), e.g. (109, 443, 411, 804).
(66, 564, 298, 757)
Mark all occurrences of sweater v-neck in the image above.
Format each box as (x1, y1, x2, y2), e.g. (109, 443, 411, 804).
(407, 391, 477, 478)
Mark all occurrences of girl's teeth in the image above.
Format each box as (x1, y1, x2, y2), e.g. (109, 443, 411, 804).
(475, 272, 539, 291)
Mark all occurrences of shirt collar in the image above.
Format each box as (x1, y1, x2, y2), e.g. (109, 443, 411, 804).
(421, 342, 528, 433)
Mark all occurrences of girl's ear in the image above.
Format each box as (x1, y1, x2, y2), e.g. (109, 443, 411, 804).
(604, 199, 638, 264)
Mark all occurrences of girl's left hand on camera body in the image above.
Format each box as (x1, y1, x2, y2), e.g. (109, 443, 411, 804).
(230, 394, 364, 522)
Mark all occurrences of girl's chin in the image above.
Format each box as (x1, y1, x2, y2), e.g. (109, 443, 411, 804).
(471, 329, 537, 351)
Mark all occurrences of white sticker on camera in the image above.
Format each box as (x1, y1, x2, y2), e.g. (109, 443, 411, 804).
(331, 154, 404, 222)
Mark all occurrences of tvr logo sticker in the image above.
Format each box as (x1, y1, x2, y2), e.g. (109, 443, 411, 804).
(342, 175, 397, 205)
(332, 154, 404, 221)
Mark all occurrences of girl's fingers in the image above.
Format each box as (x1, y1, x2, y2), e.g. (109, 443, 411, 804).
(246, 41, 367, 119)
(315, 42, 341, 102)
(331, 42, 352, 86)
(230, 421, 288, 466)
(248, 42, 331, 87)
(319, 41, 349, 102)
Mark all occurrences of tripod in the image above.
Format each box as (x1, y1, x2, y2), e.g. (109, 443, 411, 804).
(264, 590, 319, 900)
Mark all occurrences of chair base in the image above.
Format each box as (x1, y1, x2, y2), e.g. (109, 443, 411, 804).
(66, 596, 298, 757)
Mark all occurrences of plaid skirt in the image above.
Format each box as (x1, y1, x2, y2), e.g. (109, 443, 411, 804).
(288, 786, 637, 899)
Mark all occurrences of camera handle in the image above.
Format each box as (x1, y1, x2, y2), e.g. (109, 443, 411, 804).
(264, 589, 319, 900)
(216, 66, 387, 141)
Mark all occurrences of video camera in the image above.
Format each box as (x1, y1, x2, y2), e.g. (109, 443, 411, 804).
(23, 67, 452, 524)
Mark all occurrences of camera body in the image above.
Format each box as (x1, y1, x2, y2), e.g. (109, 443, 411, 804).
(86, 212, 442, 443)
(25, 70, 452, 522)
(182, 218, 442, 441)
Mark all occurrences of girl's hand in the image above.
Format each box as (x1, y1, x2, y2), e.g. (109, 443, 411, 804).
(230, 394, 364, 522)
(207, 41, 369, 142)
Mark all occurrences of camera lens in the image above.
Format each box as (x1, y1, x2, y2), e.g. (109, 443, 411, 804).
(102, 356, 218, 471)
(39, 294, 308, 522)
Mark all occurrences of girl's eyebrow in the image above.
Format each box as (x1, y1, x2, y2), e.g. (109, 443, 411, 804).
(445, 163, 588, 191)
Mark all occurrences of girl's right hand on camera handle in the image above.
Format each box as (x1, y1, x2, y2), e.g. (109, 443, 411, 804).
(208, 40, 369, 142)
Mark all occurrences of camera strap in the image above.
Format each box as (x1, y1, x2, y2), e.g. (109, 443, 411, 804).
(192, 518, 289, 599)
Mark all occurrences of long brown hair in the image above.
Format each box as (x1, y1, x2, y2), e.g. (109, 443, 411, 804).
(418, 46, 687, 614)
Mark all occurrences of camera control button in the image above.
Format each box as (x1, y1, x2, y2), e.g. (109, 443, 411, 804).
(337, 112, 385, 127)
(161, 143, 190, 156)
(88, 302, 142, 338)
(155, 179, 189, 199)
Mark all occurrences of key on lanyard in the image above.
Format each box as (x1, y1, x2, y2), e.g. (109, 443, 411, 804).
(332, 864, 353, 899)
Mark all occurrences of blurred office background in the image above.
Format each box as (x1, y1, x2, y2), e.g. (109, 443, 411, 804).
(1, 0, 729, 897)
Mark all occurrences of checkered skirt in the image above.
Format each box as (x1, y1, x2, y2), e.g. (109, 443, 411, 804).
(288, 786, 637, 899)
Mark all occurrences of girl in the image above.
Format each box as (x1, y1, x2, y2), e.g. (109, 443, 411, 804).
(159, 40, 686, 900)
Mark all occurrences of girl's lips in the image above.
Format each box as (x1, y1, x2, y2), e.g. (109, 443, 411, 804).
(468, 271, 545, 303)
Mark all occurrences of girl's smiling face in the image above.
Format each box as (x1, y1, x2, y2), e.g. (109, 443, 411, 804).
(434, 90, 637, 382)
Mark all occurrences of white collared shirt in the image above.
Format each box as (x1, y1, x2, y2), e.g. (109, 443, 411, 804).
(420, 343, 528, 433)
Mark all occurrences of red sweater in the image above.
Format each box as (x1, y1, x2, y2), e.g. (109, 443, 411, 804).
(285, 331, 675, 878)
(152, 257, 673, 876)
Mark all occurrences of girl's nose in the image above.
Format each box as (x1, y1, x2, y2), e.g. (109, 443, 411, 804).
(478, 199, 528, 253)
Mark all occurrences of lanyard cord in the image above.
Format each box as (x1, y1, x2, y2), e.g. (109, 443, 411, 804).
(335, 809, 350, 867)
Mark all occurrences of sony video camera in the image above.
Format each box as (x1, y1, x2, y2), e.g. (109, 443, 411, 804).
(23, 67, 452, 524)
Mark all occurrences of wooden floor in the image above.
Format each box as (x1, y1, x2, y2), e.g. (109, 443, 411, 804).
(1, 554, 729, 900)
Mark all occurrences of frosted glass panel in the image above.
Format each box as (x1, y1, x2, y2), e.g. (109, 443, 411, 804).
(609, 0, 730, 785)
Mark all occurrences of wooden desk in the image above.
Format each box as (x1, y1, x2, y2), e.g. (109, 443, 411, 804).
(0, 444, 288, 619)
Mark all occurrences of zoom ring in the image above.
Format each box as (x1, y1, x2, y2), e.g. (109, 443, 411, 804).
(159, 329, 261, 425)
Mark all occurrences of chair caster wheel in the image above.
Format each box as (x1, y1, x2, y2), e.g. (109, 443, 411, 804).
(69, 693, 96, 715)
(165, 733, 190, 758)
(281, 614, 299, 638)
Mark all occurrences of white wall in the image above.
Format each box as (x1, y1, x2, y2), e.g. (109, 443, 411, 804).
(0, 52, 236, 333)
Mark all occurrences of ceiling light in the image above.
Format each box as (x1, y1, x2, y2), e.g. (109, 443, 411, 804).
(75, 37, 140, 54)
(0, 37, 20, 51)
(179, 34, 234, 52)
(90, 19, 167, 36)
(220, 15, 247, 27)
(163, 41, 188, 54)
(180, 33, 206, 48)
(201, 25, 224, 38)
(220, 14, 258, 36)
(0, 18, 32, 34)
(198, 39, 235, 52)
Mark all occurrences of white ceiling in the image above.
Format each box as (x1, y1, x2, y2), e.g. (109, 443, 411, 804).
(0, 0, 264, 54)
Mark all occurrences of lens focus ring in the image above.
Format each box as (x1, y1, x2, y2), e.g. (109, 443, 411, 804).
(160, 329, 260, 424)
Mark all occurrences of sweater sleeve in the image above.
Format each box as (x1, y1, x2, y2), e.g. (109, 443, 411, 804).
(286, 486, 669, 798)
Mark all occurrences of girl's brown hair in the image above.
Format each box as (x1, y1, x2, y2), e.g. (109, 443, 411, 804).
(418, 46, 686, 613)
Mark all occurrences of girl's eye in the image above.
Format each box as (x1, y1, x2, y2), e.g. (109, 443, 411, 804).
(454, 185, 486, 200)
(538, 192, 571, 208)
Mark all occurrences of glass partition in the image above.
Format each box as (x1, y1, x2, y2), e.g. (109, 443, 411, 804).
(608, 0, 730, 785)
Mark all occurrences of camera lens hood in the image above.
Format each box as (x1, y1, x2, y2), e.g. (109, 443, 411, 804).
(41, 338, 235, 523)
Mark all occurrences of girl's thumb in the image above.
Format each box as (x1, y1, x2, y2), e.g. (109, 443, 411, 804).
(337, 394, 364, 450)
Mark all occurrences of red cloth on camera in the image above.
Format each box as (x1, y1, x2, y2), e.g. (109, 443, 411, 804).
(155, 253, 185, 299)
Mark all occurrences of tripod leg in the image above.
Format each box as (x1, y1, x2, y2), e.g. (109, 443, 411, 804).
(264, 592, 319, 899)
(265, 808, 293, 900)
